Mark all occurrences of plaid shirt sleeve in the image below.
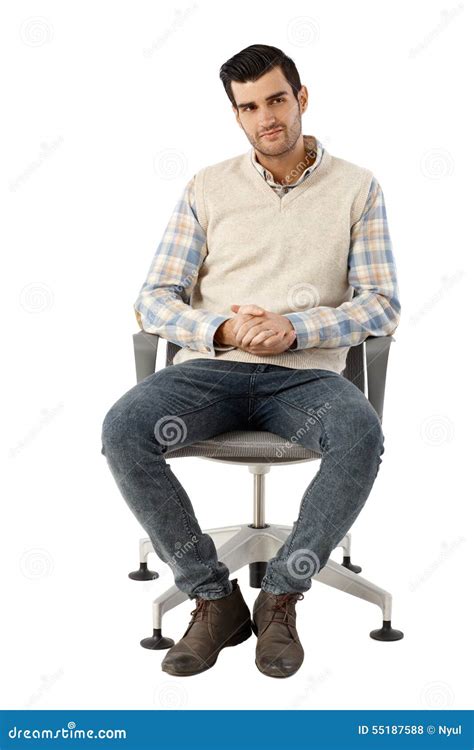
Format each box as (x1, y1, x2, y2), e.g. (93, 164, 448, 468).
(284, 177, 401, 350)
(133, 176, 233, 355)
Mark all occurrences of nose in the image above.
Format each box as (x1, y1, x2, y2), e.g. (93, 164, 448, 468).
(259, 108, 279, 134)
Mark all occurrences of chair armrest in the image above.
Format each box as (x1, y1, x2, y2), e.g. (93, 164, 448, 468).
(364, 335, 395, 424)
(133, 331, 160, 383)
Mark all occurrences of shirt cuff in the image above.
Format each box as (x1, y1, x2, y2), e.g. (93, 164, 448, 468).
(284, 312, 319, 350)
(198, 315, 233, 356)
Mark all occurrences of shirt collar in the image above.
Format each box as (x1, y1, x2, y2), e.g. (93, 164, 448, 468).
(250, 134, 323, 189)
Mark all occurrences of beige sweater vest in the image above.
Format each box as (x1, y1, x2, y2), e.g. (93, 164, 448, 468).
(173, 146, 373, 372)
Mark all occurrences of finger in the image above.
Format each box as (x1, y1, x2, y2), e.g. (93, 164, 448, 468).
(236, 304, 266, 317)
(248, 328, 278, 346)
(240, 322, 270, 346)
(234, 319, 264, 343)
(251, 330, 295, 352)
(231, 312, 264, 336)
(280, 330, 297, 347)
(260, 330, 286, 346)
(262, 330, 294, 347)
(237, 316, 274, 346)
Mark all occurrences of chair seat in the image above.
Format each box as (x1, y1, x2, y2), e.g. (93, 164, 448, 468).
(166, 430, 322, 463)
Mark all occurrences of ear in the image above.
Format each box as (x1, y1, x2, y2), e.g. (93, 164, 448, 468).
(298, 85, 309, 114)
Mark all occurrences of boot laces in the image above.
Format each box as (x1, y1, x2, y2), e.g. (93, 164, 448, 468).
(189, 597, 212, 623)
(271, 592, 304, 623)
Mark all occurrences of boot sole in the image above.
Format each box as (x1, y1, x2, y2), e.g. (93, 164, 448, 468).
(161, 620, 253, 677)
(254, 658, 302, 678)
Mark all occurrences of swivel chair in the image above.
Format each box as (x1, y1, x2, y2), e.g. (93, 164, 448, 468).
(128, 332, 404, 649)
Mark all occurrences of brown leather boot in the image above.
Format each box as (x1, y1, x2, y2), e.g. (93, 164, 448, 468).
(161, 579, 253, 676)
(252, 589, 305, 678)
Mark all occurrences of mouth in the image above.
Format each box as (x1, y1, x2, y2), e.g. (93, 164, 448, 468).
(261, 128, 284, 139)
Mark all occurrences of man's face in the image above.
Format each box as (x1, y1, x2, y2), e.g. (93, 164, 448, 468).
(231, 65, 307, 157)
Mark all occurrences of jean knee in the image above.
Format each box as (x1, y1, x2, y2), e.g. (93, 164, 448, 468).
(363, 407, 384, 449)
(342, 401, 384, 458)
(101, 403, 129, 455)
(362, 412, 385, 475)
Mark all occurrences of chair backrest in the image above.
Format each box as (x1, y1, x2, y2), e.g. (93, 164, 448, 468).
(165, 341, 366, 395)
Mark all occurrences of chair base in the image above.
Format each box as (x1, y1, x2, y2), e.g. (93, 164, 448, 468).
(136, 523, 404, 646)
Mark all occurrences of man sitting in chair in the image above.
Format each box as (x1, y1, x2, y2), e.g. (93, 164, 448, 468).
(101, 44, 401, 678)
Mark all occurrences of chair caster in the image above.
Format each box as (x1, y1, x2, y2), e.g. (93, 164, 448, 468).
(140, 628, 175, 650)
(128, 562, 159, 581)
(370, 620, 404, 641)
(341, 555, 362, 574)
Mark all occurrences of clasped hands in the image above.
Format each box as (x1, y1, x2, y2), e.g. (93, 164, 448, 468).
(215, 304, 296, 355)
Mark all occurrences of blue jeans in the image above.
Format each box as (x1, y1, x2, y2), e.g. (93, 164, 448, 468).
(101, 360, 384, 600)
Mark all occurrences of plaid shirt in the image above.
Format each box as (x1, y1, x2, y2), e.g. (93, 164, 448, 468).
(134, 136, 401, 355)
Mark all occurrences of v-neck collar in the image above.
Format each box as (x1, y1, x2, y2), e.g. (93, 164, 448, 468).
(251, 134, 321, 184)
(244, 139, 331, 209)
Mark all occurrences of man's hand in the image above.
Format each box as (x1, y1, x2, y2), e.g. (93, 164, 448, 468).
(216, 304, 296, 355)
(214, 305, 265, 348)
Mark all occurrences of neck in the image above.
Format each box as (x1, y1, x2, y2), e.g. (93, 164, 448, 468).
(254, 134, 314, 185)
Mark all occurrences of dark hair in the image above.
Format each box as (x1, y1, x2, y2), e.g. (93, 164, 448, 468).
(219, 44, 302, 108)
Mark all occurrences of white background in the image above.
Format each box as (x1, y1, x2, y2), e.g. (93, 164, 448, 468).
(1, 0, 471, 711)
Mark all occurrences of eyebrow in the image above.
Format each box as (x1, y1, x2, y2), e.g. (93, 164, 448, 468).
(236, 90, 289, 110)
